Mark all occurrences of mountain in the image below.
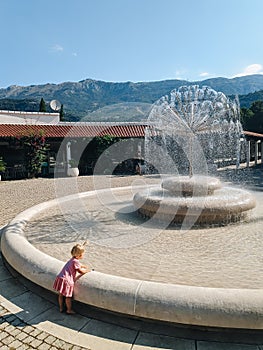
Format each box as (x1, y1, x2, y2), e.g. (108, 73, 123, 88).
(237, 90, 263, 108)
(82, 102, 152, 122)
(1, 75, 263, 121)
(0, 98, 40, 112)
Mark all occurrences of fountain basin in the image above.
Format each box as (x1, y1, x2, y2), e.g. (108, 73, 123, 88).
(1, 187, 263, 329)
(133, 177, 256, 226)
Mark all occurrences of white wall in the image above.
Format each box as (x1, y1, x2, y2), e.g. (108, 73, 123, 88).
(0, 110, 60, 125)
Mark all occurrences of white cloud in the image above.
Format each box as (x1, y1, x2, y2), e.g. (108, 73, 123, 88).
(72, 52, 77, 57)
(234, 63, 263, 77)
(199, 72, 210, 77)
(50, 44, 64, 52)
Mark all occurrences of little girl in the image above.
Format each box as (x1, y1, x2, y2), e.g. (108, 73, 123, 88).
(53, 242, 91, 314)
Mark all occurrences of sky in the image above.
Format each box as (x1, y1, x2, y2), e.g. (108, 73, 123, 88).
(1, 0, 263, 88)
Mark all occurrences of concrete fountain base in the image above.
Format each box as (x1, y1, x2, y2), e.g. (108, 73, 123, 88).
(1, 186, 263, 329)
(133, 176, 256, 226)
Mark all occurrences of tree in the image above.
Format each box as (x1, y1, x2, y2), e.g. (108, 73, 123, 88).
(17, 130, 49, 178)
(0, 156, 6, 172)
(39, 98, 46, 112)
(240, 107, 254, 126)
(241, 101, 263, 133)
(59, 104, 65, 121)
(250, 100, 263, 114)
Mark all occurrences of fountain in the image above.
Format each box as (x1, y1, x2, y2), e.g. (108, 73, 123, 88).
(1, 86, 263, 330)
(133, 175, 256, 226)
(134, 86, 256, 227)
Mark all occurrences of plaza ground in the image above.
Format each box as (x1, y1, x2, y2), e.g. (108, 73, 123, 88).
(1, 173, 263, 349)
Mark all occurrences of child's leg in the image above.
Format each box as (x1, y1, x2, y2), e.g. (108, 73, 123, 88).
(58, 293, 64, 312)
(65, 297, 75, 314)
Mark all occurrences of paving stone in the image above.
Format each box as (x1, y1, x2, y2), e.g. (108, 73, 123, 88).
(38, 343, 54, 350)
(0, 264, 13, 282)
(38, 331, 51, 341)
(17, 345, 31, 350)
(16, 331, 29, 341)
(0, 277, 28, 300)
(29, 306, 90, 345)
(2, 291, 54, 323)
(45, 334, 57, 344)
(30, 338, 43, 348)
(0, 306, 8, 316)
(1, 334, 15, 345)
(52, 338, 69, 349)
(22, 335, 35, 345)
(8, 327, 23, 337)
(0, 345, 10, 350)
(58, 342, 79, 350)
(30, 328, 42, 337)
(0, 320, 9, 329)
(196, 340, 259, 349)
(4, 323, 16, 332)
(80, 318, 138, 350)
(22, 325, 36, 334)
(8, 339, 24, 348)
(0, 330, 9, 340)
(11, 317, 25, 327)
(132, 332, 195, 350)
(4, 313, 17, 323)
(16, 320, 28, 328)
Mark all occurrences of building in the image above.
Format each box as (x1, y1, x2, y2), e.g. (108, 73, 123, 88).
(0, 110, 146, 179)
(0, 110, 262, 180)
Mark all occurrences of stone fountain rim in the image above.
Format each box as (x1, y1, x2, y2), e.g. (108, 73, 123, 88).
(1, 185, 263, 329)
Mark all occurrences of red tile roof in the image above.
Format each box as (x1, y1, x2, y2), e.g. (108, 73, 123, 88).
(0, 123, 147, 138)
(0, 123, 262, 139)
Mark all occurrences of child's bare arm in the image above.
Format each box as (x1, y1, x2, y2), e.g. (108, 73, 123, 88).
(80, 263, 89, 269)
(75, 267, 90, 281)
(78, 266, 91, 274)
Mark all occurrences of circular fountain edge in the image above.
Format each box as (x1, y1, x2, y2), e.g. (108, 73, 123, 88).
(1, 187, 263, 329)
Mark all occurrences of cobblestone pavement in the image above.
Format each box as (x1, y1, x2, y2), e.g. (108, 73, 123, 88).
(0, 305, 89, 350)
(1, 174, 263, 349)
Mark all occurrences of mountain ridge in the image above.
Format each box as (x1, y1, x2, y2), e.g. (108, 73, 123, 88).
(2, 74, 263, 94)
(1, 75, 263, 121)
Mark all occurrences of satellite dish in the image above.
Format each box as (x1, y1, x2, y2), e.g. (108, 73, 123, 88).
(50, 99, 61, 111)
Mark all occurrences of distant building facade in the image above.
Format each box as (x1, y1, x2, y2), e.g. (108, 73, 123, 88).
(0, 110, 146, 179)
(0, 110, 262, 180)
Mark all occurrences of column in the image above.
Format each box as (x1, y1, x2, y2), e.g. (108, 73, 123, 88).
(246, 140, 250, 168)
(255, 140, 260, 166)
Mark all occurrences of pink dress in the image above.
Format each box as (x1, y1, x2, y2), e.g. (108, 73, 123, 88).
(53, 257, 81, 297)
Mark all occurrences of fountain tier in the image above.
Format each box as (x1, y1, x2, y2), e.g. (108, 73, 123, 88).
(133, 176, 256, 226)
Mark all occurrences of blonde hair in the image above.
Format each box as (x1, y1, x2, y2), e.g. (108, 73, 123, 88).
(71, 240, 89, 258)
